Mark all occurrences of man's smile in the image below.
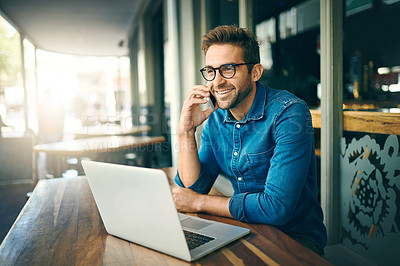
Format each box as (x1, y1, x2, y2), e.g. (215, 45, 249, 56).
(214, 88, 234, 95)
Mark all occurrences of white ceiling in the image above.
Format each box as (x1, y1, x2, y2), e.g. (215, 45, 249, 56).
(0, 0, 145, 56)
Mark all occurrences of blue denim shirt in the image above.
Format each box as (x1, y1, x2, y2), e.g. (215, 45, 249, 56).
(175, 82, 327, 249)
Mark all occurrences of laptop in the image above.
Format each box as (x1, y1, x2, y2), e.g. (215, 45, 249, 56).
(81, 160, 250, 262)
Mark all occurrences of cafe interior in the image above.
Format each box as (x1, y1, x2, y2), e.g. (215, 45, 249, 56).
(0, 0, 399, 264)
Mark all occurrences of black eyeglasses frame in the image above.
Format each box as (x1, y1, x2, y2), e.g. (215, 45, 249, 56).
(200, 62, 256, 81)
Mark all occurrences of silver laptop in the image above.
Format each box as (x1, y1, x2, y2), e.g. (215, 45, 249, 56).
(81, 160, 250, 262)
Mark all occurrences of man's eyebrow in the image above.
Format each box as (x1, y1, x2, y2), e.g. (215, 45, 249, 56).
(204, 62, 235, 68)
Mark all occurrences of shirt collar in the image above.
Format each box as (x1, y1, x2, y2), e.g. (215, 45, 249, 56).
(223, 81, 267, 123)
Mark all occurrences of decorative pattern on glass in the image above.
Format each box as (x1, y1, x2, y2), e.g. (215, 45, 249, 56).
(340, 134, 400, 263)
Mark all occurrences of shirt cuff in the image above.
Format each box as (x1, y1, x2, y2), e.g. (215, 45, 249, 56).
(174, 171, 185, 187)
(174, 167, 215, 194)
(229, 193, 249, 223)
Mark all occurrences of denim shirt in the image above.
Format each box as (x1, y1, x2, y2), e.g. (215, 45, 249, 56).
(175, 82, 327, 249)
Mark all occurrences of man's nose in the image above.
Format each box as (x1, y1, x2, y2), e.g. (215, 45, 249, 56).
(213, 70, 226, 87)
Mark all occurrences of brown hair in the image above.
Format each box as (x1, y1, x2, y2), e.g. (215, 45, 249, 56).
(201, 25, 260, 72)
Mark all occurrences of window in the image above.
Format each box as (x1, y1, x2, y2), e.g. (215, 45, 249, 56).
(0, 16, 25, 137)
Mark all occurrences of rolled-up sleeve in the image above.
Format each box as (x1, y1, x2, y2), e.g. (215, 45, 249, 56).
(174, 166, 217, 194)
(229, 192, 249, 222)
(229, 102, 314, 225)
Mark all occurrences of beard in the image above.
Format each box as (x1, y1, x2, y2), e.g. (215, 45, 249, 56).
(213, 76, 254, 110)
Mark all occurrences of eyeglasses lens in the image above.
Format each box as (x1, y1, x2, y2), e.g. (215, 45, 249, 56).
(221, 65, 235, 78)
(201, 64, 236, 81)
(205, 67, 215, 81)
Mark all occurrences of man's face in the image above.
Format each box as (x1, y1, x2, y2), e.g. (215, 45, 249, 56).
(205, 44, 254, 110)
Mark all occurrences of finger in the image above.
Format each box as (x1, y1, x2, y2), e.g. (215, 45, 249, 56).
(190, 85, 211, 97)
(190, 94, 207, 101)
(193, 84, 209, 91)
(189, 92, 209, 101)
(184, 97, 208, 108)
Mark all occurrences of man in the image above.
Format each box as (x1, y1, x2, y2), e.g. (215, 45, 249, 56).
(173, 25, 327, 255)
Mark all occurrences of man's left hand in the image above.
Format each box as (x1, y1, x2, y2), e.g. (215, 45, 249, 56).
(172, 186, 233, 218)
(172, 187, 204, 213)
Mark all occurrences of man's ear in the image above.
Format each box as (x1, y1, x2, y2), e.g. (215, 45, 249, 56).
(251, 63, 263, 82)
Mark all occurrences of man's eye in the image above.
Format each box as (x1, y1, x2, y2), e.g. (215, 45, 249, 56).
(224, 65, 234, 71)
(206, 68, 214, 74)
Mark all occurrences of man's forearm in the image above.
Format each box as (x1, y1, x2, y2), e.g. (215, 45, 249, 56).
(173, 187, 233, 218)
(199, 194, 233, 218)
(177, 133, 201, 188)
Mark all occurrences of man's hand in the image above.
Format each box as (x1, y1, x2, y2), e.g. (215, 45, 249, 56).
(177, 85, 216, 136)
(172, 187, 203, 213)
(172, 187, 233, 218)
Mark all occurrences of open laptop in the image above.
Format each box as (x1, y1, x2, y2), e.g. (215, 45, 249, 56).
(81, 160, 250, 262)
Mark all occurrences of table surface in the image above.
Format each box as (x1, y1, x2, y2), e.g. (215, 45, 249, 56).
(71, 125, 151, 139)
(32, 135, 166, 155)
(0, 167, 331, 265)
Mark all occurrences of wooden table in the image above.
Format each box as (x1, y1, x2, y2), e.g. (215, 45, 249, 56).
(33, 135, 166, 180)
(0, 167, 331, 265)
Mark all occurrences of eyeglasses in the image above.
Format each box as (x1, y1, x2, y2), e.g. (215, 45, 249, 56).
(200, 62, 256, 81)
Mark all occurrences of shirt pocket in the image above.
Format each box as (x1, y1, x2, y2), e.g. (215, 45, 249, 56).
(245, 147, 274, 184)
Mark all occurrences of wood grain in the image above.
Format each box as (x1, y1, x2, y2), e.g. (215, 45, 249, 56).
(310, 109, 400, 135)
(0, 168, 332, 265)
(343, 111, 400, 135)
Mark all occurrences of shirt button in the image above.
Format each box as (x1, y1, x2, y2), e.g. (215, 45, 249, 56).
(234, 151, 238, 156)
(238, 177, 243, 181)
(236, 124, 241, 128)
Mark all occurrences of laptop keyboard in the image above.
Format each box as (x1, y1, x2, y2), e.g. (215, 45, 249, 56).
(183, 230, 215, 250)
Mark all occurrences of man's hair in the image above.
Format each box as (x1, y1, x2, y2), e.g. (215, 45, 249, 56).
(201, 25, 260, 71)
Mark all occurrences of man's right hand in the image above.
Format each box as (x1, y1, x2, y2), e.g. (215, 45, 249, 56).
(177, 85, 216, 136)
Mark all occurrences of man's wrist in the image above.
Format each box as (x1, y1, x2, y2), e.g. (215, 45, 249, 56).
(177, 128, 196, 138)
(195, 193, 206, 212)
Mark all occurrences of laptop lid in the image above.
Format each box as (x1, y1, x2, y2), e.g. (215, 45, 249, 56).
(82, 160, 250, 262)
(82, 160, 191, 261)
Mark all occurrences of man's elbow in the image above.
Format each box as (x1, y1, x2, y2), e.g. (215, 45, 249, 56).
(269, 211, 292, 226)
(258, 197, 294, 226)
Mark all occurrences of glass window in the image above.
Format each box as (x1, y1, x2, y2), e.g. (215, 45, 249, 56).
(256, 0, 320, 108)
(36, 50, 131, 140)
(340, 1, 400, 264)
(343, 0, 400, 109)
(0, 16, 24, 137)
